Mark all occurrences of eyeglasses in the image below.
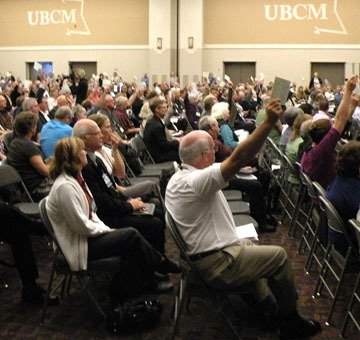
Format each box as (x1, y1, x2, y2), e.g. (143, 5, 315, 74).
(86, 132, 102, 136)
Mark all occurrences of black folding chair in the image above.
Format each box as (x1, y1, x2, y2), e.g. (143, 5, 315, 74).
(38, 198, 122, 325)
(129, 134, 175, 175)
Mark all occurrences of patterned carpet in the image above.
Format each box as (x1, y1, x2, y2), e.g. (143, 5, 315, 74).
(0, 213, 359, 339)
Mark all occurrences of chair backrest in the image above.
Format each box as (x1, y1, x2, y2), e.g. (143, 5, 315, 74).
(282, 153, 299, 182)
(348, 219, 360, 256)
(2, 132, 13, 152)
(313, 181, 326, 199)
(319, 195, 344, 234)
(299, 168, 317, 200)
(0, 163, 24, 188)
(165, 211, 189, 257)
(0, 163, 34, 203)
(165, 211, 208, 283)
(130, 134, 147, 153)
(38, 198, 60, 249)
(130, 134, 156, 165)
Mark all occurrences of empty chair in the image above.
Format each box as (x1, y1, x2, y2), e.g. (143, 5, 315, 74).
(228, 200, 250, 215)
(0, 164, 45, 235)
(233, 214, 259, 232)
(130, 134, 175, 176)
(222, 189, 243, 202)
(0, 163, 39, 217)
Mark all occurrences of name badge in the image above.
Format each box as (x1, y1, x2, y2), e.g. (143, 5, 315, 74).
(102, 172, 113, 188)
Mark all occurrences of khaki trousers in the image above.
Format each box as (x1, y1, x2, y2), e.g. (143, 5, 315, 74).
(193, 239, 298, 315)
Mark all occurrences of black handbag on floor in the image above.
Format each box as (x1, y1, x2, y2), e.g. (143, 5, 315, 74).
(107, 299, 163, 334)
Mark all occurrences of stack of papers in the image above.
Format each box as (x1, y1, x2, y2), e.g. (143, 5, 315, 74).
(234, 129, 249, 144)
(236, 173, 257, 180)
(236, 223, 259, 242)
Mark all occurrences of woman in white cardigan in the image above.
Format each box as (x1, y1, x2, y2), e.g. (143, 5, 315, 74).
(46, 137, 180, 298)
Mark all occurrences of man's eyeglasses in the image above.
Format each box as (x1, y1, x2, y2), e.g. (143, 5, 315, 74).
(86, 132, 102, 136)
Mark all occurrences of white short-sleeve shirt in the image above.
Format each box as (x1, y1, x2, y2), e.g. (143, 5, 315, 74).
(165, 163, 239, 254)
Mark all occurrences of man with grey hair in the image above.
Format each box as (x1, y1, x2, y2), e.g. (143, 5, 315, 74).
(113, 94, 140, 138)
(166, 99, 321, 338)
(72, 118, 178, 293)
(40, 106, 73, 159)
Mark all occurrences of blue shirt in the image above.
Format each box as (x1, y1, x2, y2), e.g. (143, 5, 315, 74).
(40, 120, 73, 159)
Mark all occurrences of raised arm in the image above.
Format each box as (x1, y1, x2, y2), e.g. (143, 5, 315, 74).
(109, 132, 126, 179)
(333, 75, 358, 134)
(221, 99, 282, 181)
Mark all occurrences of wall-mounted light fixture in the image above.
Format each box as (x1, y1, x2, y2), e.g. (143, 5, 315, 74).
(157, 37, 162, 50)
(188, 36, 194, 49)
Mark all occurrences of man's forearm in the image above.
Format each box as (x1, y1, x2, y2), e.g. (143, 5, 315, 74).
(221, 118, 274, 181)
(220, 98, 282, 181)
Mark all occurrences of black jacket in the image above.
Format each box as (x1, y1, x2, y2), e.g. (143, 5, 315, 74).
(143, 115, 179, 163)
(81, 155, 133, 221)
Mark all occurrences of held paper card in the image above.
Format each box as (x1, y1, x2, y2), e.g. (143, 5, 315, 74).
(272, 77, 291, 104)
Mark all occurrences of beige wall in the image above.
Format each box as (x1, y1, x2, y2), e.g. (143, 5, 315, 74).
(204, 0, 359, 44)
(202, 0, 360, 86)
(0, 0, 360, 87)
(0, 0, 149, 46)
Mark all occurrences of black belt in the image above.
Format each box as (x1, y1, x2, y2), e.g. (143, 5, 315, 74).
(189, 249, 220, 261)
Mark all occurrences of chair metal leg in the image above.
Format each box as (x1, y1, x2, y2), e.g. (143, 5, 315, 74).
(304, 215, 326, 273)
(340, 272, 360, 337)
(40, 254, 58, 326)
(218, 305, 241, 339)
(171, 274, 188, 340)
(297, 203, 314, 254)
(313, 245, 351, 326)
(78, 276, 107, 320)
(325, 249, 351, 326)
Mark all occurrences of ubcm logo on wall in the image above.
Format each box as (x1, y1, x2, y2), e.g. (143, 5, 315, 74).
(264, 0, 347, 36)
(27, 0, 90, 36)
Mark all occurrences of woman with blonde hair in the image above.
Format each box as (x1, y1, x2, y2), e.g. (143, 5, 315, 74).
(46, 137, 180, 301)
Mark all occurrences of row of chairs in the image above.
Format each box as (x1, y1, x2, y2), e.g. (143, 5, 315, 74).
(261, 136, 360, 337)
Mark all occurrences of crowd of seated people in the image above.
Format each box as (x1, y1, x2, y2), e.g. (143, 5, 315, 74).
(0, 68, 359, 338)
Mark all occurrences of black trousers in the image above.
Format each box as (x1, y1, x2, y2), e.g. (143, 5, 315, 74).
(87, 227, 161, 278)
(100, 214, 165, 254)
(0, 210, 39, 289)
